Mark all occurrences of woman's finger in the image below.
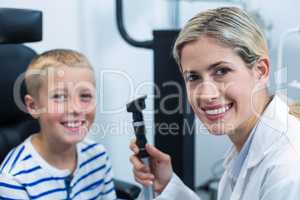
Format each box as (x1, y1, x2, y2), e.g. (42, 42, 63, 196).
(129, 155, 150, 172)
(133, 169, 155, 181)
(133, 173, 154, 186)
(145, 144, 170, 162)
(129, 139, 139, 154)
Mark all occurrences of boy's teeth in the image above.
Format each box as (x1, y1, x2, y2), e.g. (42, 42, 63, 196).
(66, 122, 81, 128)
(205, 105, 230, 115)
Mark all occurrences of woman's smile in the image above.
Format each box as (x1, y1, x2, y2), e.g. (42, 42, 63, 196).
(201, 102, 234, 121)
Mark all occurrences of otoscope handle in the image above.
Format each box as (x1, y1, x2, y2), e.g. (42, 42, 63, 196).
(132, 122, 154, 199)
(141, 157, 155, 200)
(133, 121, 149, 158)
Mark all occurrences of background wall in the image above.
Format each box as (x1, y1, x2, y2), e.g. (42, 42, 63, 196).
(2, 0, 300, 187)
(1, 0, 82, 52)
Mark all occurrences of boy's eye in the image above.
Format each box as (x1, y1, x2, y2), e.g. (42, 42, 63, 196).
(51, 94, 67, 102)
(80, 93, 93, 102)
(214, 67, 231, 76)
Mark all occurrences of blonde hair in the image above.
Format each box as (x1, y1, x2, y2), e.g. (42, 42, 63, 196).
(25, 49, 93, 98)
(289, 102, 300, 120)
(173, 6, 268, 69)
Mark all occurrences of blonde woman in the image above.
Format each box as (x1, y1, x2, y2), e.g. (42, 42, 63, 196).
(130, 7, 300, 200)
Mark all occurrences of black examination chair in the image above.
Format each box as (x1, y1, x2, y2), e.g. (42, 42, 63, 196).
(0, 8, 140, 200)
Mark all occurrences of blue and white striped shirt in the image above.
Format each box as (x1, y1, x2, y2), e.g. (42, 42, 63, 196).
(0, 135, 116, 200)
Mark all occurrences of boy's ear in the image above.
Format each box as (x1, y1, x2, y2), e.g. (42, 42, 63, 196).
(254, 57, 270, 83)
(24, 94, 39, 119)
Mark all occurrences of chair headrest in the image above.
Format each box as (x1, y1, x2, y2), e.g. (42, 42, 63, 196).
(0, 8, 42, 44)
(0, 44, 37, 124)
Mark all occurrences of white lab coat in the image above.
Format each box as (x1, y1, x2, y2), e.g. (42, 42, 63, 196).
(155, 95, 300, 200)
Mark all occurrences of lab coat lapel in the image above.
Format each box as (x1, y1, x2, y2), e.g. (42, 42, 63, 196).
(246, 95, 288, 169)
(235, 96, 288, 199)
(230, 155, 251, 200)
(219, 95, 288, 200)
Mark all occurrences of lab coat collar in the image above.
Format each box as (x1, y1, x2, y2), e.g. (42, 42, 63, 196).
(223, 95, 289, 170)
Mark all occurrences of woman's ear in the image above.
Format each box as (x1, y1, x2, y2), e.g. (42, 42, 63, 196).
(24, 94, 39, 119)
(254, 57, 270, 83)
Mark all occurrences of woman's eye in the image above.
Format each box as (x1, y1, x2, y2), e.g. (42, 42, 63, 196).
(185, 73, 200, 82)
(215, 67, 231, 76)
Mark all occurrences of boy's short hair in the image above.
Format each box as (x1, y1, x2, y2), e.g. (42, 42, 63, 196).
(25, 49, 93, 98)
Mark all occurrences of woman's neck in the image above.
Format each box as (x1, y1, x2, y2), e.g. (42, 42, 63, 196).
(32, 134, 77, 172)
(229, 94, 272, 152)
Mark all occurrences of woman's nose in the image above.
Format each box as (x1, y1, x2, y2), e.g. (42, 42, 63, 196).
(196, 81, 220, 102)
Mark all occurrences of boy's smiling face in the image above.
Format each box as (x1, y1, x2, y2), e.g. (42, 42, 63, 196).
(28, 65, 96, 145)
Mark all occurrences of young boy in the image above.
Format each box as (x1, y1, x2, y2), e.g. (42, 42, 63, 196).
(0, 49, 116, 199)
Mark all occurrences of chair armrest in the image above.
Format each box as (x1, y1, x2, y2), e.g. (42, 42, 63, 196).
(114, 178, 141, 200)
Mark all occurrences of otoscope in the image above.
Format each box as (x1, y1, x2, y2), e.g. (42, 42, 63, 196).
(126, 95, 154, 200)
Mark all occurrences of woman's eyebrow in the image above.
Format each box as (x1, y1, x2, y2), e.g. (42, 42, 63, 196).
(183, 61, 230, 75)
(182, 70, 198, 76)
(207, 61, 230, 71)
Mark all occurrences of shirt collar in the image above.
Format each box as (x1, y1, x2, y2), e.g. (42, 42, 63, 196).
(229, 124, 256, 180)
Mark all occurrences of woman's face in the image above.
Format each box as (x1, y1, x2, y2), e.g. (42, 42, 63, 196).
(181, 36, 266, 136)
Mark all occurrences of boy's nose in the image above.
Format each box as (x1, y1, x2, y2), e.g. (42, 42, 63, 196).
(67, 100, 81, 115)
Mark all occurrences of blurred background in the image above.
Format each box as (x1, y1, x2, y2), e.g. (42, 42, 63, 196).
(1, 0, 299, 198)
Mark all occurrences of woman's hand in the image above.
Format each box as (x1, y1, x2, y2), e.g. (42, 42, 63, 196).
(129, 140, 173, 194)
